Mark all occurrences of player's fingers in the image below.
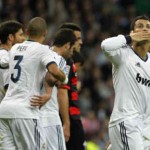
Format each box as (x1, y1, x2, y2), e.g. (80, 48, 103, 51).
(31, 96, 40, 100)
(30, 100, 42, 106)
(30, 102, 40, 106)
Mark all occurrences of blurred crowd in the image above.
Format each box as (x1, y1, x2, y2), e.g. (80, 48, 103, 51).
(0, 0, 150, 149)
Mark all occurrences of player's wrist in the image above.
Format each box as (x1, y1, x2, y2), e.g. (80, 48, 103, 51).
(125, 35, 132, 44)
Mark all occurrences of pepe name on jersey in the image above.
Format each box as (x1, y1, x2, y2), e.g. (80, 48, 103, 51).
(17, 45, 28, 51)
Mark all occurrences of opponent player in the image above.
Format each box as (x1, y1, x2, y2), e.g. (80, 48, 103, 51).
(59, 23, 86, 150)
(0, 17, 67, 150)
(101, 15, 150, 150)
(0, 20, 25, 102)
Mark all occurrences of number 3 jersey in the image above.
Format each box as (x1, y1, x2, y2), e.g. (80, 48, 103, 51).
(0, 41, 57, 119)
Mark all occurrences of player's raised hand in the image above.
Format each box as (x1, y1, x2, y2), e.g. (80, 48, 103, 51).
(130, 30, 150, 42)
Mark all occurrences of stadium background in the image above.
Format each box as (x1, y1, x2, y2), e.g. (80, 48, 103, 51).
(1, 0, 150, 149)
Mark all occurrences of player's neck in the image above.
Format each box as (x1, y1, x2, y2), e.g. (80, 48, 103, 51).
(52, 46, 63, 56)
(133, 42, 149, 60)
(28, 36, 44, 44)
(0, 44, 11, 51)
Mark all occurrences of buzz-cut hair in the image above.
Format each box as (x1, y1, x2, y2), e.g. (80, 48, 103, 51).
(130, 15, 150, 30)
(27, 17, 47, 37)
(0, 20, 23, 44)
(59, 22, 81, 31)
(53, 28, 76, 47)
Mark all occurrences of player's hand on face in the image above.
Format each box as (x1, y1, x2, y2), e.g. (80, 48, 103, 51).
(130, 30, 150, 42)
(30, 94, 51, 107)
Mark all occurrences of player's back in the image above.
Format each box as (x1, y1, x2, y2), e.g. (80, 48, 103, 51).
(0, 41, 54, 119)
(0, 49, 9, 102)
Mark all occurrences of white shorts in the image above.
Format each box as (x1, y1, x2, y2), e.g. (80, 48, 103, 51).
(0, 118, 46, 150)
(43, 125, 66, 150)
(107, 134, 150, 150)
(109, 118, 144, 150)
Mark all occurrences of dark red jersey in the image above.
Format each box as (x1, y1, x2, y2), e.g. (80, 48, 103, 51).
(62, 58, 81, 120)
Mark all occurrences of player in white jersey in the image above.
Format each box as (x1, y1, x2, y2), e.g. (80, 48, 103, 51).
(101, 15, 150, 150)
(0, 17, 68, 150)
(0, 20, 25, 102)
(31, 28, 76, 150)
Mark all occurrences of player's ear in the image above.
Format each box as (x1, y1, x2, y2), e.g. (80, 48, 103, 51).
(8, 34, 14, 43)
(66, 42, 71, 49)
(43, 30, 47, 37)
(64, 42, 70, 50)
(26, 28, 29, 37)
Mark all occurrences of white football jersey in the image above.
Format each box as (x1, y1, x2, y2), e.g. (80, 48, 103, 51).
(0, 49, 9, 102)
(143, 91, 150, 140)
(40, 48, 66, 126)
(0, 41, 58, 119)
(101, 35, 150, 127)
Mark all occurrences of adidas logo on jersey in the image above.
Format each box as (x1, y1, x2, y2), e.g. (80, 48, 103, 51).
(122, 45, 128, 48)
(136, 73, 150, 86)
(135, 62, 140, 67)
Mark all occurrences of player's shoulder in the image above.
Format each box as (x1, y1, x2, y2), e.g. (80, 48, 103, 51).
(40, 43, 49, 49)
(49, 47, 64, 60)
(37, 44, 51, 54)
(0, 49, 8, 55)
(49, 47, 66, 67)
(11, 43, 21, 49)
(25, 41, 49, 50)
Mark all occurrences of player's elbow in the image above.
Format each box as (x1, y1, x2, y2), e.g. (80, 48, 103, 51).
(101, 39, 110, 52)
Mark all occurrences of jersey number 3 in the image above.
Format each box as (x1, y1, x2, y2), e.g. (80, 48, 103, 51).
(11, 55, 23, 83)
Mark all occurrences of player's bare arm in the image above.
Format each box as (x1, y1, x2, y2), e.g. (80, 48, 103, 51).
(58, 88, 70, 142)
(47, 63, 68, 84)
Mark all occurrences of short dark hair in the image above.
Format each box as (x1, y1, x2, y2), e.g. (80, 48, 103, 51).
(72, 51, 84, 66)
(130, 15, 150, 30)
(0, 20, 23, 44)
(53, 29, 76, 47)
(27, 17, 47, 37)
(59, 22, 81, 31)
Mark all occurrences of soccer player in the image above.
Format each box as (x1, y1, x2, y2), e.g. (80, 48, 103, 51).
(0, 17, 68, 150)
(31, 28, 76, 150)
(59, 23, 86, 150)
(101, 15, 150, 150)
(0, 20, 25, 102)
